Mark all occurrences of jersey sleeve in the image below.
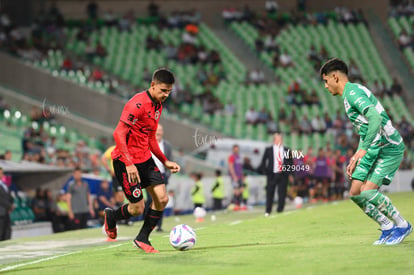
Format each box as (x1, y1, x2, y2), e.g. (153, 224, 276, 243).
(347, 88, 374, 115)
(119, 99, 144, 126)
(228, 155, 235, 164)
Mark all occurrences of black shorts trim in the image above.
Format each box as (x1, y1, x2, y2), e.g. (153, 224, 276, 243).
(113, 158, 164, 203)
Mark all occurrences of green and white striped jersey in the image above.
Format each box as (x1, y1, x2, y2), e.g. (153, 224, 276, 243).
(342, 82, 403, 147)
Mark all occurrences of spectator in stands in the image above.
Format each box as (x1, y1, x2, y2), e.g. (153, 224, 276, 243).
(265, 0, 279, 14)
(103, 9, 117, 27)
(223, 101, 235, 116)
(257, 107, 270, 124)
(308, 45, 322, 70)
(348, 59, 363, 82)
(197, 45, 208, 64)
(61, 55, 73, 71)
(182, 30, 197, 45)
(86, 1, 99, 20)
(401, 151, 413, 170)
(397, 29, 412, 50)
(278, 107, 288, 125)
(370, 80, 382, 97)
(390, 77, 403, 96)
(245, 107, 259, 125)
(31, 187, 48, 222)
(142, 67, 152, 83)
(89, 66, 104, 83)
(118, 11, 133, 32)
(255, 37, 264, 53)
(85, 40, 95, 61)
(0, 150, 12, 161)
(299, 115, 312, 135)
(279, 51, 294, 68)
(95, 41, 107, 58)
(248, 68, 265, 85)
(67, 167, 95, 230)
(311, 114, 327, 133)
(164, 43, 178, 60)
(264, 34, 279, 52)
(147, 1, 159, 17)
(266, 115, 278, 134)
(398, 115, 412, 140)
(209, 49, 221, 65)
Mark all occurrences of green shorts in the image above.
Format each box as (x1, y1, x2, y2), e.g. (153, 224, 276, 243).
(352, 142, 405, 186)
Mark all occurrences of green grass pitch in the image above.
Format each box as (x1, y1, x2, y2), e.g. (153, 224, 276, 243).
(1, 192, 413, 274)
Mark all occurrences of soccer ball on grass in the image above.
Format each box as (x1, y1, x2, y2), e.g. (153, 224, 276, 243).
(169, 224, 197, 251)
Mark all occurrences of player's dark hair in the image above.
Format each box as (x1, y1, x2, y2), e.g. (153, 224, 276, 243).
(152, 68, 175, 84)
(215, 169, 222, 176)
(74, 166, 82, 172)
(320, 58, 348, 77)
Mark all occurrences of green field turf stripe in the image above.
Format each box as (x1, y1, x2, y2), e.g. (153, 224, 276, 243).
(0, 251, 80, 272)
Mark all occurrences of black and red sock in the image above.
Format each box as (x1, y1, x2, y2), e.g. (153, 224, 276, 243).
(113, 204, 132, 222)
(136, 208, 163, 244)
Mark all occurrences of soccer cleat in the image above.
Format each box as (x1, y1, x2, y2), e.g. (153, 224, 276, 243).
(385, 223, 412, 245)
(133, 240, 160, 253)
(373, 225, 396, 245)
(104, 208, 117, 239)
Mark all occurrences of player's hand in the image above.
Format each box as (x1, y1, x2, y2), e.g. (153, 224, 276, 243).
(164, 161, 180, 173)
(68, 212, 74, 220)
(346, 149, 366, 179)
(126, 164, 141, 184)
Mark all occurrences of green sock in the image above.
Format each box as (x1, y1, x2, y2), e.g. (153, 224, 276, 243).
(361, 190, 408, 228)
(350, 195, 393, 230)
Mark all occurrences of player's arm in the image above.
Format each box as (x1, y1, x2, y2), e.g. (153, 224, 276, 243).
(359, 107, 382, 150)
(149, 128, 180, 173)
(113, 121, 134, 166)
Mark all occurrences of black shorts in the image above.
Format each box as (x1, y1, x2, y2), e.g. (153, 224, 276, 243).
(111, 175, 123, 192)
(113, 158, 164, 203)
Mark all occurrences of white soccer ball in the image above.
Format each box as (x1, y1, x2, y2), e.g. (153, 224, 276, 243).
(193, 207, 207, 219)
(169, 224, 197, 251)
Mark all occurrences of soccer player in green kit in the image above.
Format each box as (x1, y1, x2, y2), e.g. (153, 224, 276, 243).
(320, 58, 412, 245)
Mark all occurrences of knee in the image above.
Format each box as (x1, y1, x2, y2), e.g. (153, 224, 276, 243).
(159, 195, 169, 208)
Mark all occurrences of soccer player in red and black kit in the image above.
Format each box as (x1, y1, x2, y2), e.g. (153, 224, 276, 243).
(103, 68, 180, 253)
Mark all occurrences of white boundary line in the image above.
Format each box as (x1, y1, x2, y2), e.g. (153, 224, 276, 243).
(0, 251, 81, 272)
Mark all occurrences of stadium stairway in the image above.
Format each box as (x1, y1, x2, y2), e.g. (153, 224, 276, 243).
(209, 22, 277, 83)
(366, 10, 414, 115)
